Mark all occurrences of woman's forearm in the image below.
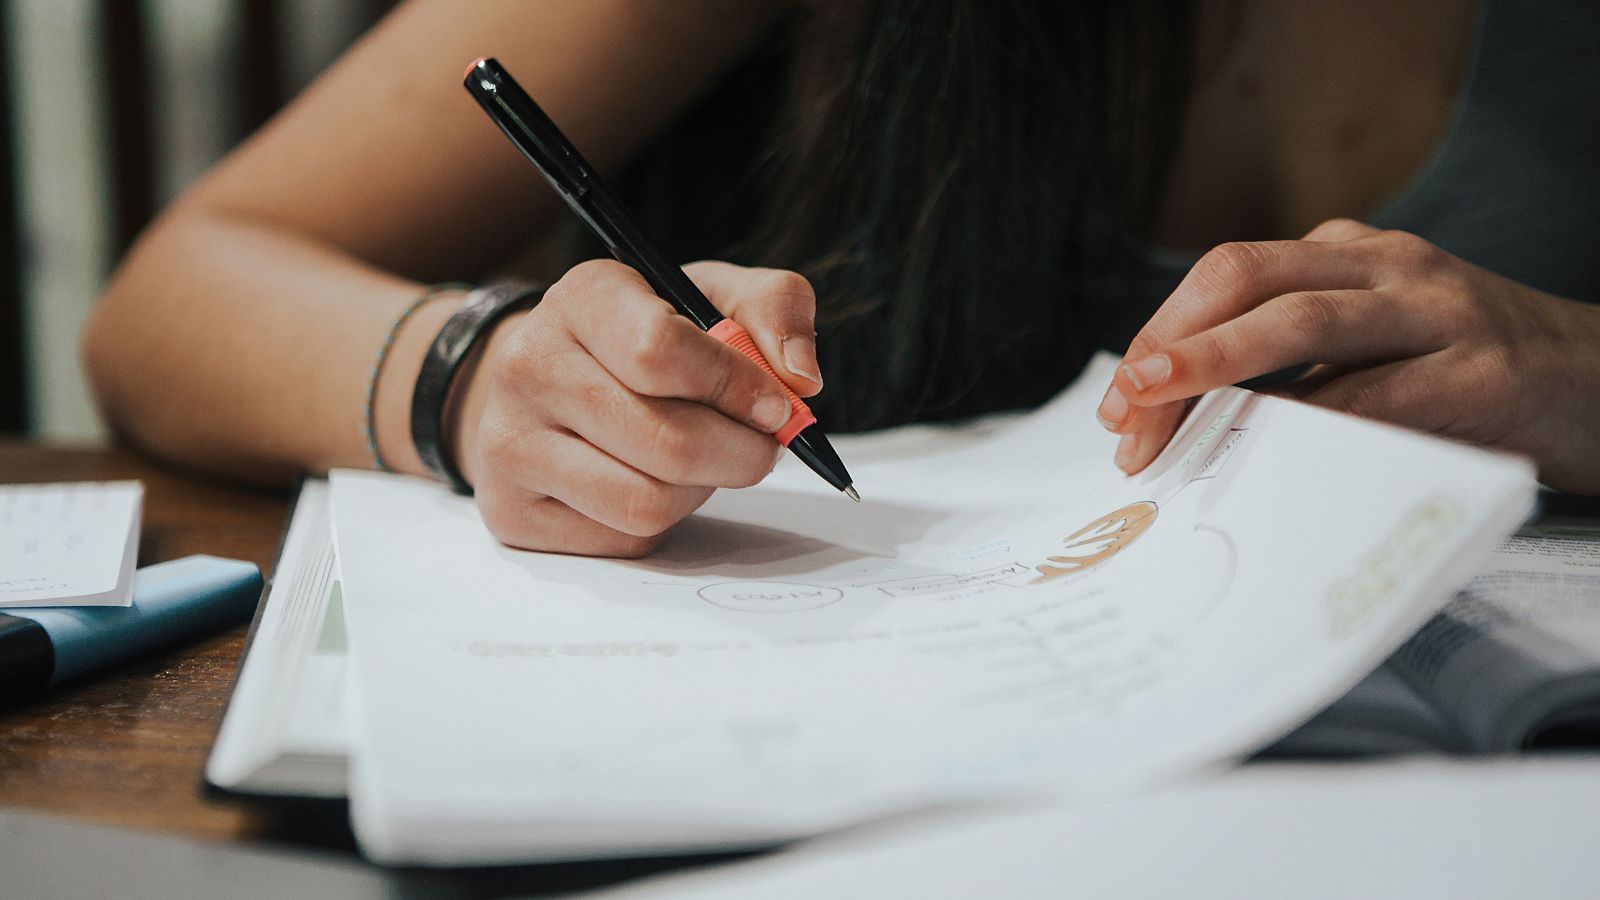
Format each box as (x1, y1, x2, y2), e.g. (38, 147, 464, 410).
(81, 0, 792, 490)
(84, 205, 458, 485)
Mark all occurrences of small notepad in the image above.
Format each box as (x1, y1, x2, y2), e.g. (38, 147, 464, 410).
(0, 481, 143, 608)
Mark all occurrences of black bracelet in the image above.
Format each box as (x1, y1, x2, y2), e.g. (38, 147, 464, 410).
(411, 281, 545, 494)
(366, 282, 471, 472)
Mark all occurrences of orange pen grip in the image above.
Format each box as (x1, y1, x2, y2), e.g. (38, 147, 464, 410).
(708, 319, 817, 446)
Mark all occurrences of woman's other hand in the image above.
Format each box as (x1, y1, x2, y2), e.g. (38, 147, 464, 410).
(455, 260, 822, 557)
(1096, 219, 1600, 494)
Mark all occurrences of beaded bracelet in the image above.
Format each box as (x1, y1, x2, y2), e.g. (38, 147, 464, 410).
(364, 282, 471, 472)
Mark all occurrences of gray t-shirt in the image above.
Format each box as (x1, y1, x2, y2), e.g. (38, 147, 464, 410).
(1100, 0, 1600, 350)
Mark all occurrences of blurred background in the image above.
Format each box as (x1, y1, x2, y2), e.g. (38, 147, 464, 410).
(0, 0, 393, 442)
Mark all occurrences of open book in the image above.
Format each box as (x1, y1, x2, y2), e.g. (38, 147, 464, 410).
(208, 354, 1545, 864)
(1267, 519, 1600, 756)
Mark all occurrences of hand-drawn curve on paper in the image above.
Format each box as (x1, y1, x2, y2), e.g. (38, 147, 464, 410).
(1031, 501, 1159, 584)
(698, 581, 844, 614)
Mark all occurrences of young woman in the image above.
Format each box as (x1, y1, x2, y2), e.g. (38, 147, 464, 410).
(84, 0, 1600, 557)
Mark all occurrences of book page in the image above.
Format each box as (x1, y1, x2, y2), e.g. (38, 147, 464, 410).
(0, 481, 141, 608)
(1389, 523, 1600, 750)
(207, 480, 351, 797)
(330, 355, 1535, 864)
(1261, 663, 1458, 757)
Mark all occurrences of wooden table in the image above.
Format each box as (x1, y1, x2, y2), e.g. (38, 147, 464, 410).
(0, 441, 292, 841)
(0, 443, 741, 895)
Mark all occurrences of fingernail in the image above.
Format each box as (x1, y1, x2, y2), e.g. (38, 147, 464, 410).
(1114, 433, 1139, 470)
(1097, 386, 1129, 429)
(753, 394, 791, 432)
(782, 336, 822, 387)
(1122, 355, 1171, 392)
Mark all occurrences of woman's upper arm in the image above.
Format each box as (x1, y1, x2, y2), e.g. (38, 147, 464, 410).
(179, 0, 790, 281)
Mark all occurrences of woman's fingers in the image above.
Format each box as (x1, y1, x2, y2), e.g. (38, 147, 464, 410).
(1114, 357, 1438, 477)
(477, 490, 666, 559)
(1303, 348, 1521, 442)
(1100, 238, 1382, 449)
(548, 361, 781, 488)
(510, 428, 716, 540)
(1112, 289, 1443, 407)
(1113, 399, 1191, 474)
(1100, 221, 1407, 474)
(1087, 222, 1600, 494)
(1103, 286, 1434, 473)
(470, 258, 826, 556)
(1122, 238, 1379, 361)
(548, 260, 795, 434)
(686, 260, 822, 396)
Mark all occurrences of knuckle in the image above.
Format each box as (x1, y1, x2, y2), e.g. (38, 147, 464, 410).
(1433, 270, 1481, 321)
(1380, 230, 1445, 272)
(1439, 298, 1485, 340)
(548, 260, 615, 310)
(733, 452, 777, 488)
(759, 269, 817, 306)
(567, 257, 630, 286)
(643, 417, 700, 482)
(1439, 267, 1479, 303)
(478, 493, 554, 551)
(626, 312, 686, 376)
(477, 499, 521, 547)
(618, 480, 680, 537)
(1193, 330, 1230, 371)
(538, 278, 575, 313)
(1338, 381, 1390, 420)
(1281, 292, 1342, 342)
(1124, 331, 1162, 360)
(1199, 241, 1268, 293)
(721, 441, 779, 488)
(573, 378, 618, 418)
(1467, 343, 1517, 408)
(1307, 217, 1366, 241)
(474, 416, 523, 472)
(703, 355, 741, 408)
(494, 328, 551, 391)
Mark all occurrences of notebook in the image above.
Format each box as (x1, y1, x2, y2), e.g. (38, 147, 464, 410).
(0, 481, 142, 608)
(209, 354, 1543, 864)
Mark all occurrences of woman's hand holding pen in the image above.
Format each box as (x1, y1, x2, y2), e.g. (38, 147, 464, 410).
(1097, 218, 1600, 494)
(451, 260, 824, 557)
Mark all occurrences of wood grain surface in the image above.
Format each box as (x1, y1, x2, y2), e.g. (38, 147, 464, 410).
(0, 441, 292, 840)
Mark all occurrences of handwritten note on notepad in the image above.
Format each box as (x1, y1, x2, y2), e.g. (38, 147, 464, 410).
(0, 481, 142, 607)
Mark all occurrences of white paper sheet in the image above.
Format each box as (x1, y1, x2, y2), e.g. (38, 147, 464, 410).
(592, 758, 1600, 900)
(330, 355, 1536, 864)
(0, 481, 142, 607)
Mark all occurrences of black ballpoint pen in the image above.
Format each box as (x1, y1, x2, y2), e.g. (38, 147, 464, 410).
(463, 57, 857, 500)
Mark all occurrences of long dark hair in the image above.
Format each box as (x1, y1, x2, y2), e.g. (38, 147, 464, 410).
(748, 1, 1195, 431)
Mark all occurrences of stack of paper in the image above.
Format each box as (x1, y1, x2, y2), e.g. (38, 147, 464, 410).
(320, 355, 1536, 864)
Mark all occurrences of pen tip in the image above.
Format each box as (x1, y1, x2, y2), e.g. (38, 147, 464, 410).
(844, 486, 861, 502)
